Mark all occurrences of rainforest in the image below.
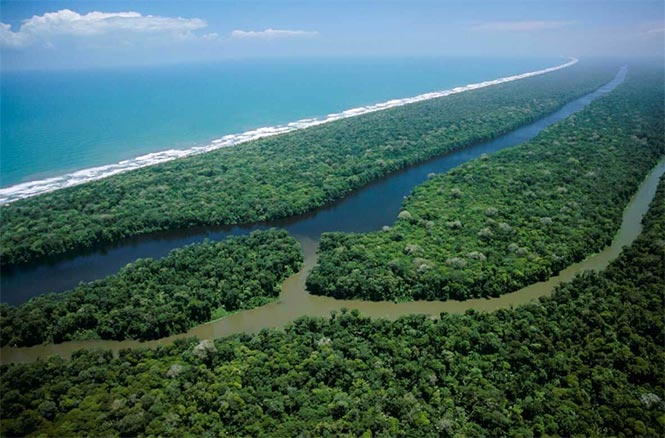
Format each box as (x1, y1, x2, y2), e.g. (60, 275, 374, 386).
(0, 62, 615, 268)
(0, 230, 302, 346)
(1, 41, 664, 438)
(1, 175, 663, 437)
(307, 65, 664, 302)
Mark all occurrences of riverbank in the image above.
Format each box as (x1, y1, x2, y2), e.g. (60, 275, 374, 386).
(307, 64, 661, 303)
(1, 60, 613, 269)
(1, 65, 625, 304)
(1, 177, 663, 438)
(0, 58, 576, 205)
(0, 230, 303, 347)
(2, 160, 662, 364)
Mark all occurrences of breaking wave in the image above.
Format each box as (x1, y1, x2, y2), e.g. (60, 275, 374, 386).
(0, 57, 577, 205)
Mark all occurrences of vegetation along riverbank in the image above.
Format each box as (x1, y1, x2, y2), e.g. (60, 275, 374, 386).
(0, 62, 617, 268)
(1, 175, 663, 437)
(0, 230, 302, 347)
(307, 65, 664, 302)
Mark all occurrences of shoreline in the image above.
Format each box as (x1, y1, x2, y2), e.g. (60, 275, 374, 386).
(0, 57, 577, 205)
(1, 66, 625, 303)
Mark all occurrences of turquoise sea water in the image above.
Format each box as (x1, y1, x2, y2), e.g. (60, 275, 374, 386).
(1, 57, 560, 187)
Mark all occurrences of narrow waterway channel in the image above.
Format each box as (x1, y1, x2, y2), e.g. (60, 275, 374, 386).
(1, 67, 627, 304)
(6, 66, 654, 364)
(2, 159, 662, 364)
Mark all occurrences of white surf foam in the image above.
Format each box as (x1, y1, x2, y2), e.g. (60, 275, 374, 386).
(0, 57, 578, 205)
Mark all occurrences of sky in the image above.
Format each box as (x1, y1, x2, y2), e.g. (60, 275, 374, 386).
(0, 0, 663, 70)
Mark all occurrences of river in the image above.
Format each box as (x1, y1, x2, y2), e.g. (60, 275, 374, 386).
(5, 66, 657, 364)
(1, 66, 627, 304)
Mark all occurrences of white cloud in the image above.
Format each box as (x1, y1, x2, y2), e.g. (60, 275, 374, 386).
(0, 9, 208, 48)
(0, 22, 30, 48)
(230, 28, 318, 39)
(472, 20, 575, 32)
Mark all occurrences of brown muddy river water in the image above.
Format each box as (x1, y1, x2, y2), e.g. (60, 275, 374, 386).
(2, 159, 662, 364)
(5, 67, 657, 364)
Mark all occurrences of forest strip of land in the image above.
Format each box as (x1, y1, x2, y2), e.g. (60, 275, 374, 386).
(0, 62, 616, 268)
(0, 58, 578, 205)
(0, 230, 302, 347)
(307, 65, 664, 302)
(1, 178, 663, 437)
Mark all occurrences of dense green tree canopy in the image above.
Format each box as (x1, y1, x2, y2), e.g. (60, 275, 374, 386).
(1, 178, 663, 437)
(0, 62, 616, 268)
(307, 66, 664, 302)
(0, 230, 302, 346)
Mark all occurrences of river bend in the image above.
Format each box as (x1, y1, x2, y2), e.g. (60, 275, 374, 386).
(5, 66, 657, 365)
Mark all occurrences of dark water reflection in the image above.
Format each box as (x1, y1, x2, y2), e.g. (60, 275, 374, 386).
(1, 67, 626, 305)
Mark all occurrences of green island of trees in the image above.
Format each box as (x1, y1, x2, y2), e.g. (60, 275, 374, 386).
(0, 62, 617, 268)
(0, 230, 302, 346)
(2, 177, 663, 437)
(306, 65, 664, 302)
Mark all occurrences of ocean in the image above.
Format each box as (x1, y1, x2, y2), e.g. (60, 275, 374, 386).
(1, 56, 560, 189)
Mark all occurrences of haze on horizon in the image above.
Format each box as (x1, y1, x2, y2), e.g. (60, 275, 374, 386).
(0, 0, 663, 71)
